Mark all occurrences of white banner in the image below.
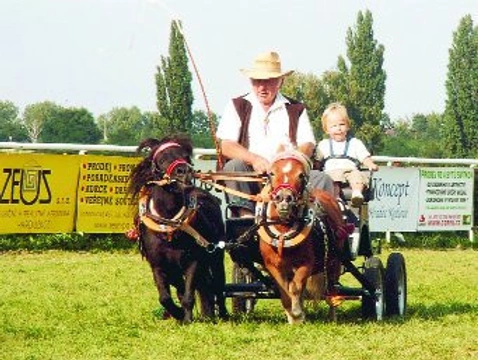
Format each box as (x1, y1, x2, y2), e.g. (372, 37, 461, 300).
(369, 167, 420, 232)
(417, 167, 474, 231)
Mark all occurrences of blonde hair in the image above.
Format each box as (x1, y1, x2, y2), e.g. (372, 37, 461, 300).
(321, 102, 351, 132)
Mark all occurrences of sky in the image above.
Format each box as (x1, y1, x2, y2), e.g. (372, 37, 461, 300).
(1, 0, 477, 121)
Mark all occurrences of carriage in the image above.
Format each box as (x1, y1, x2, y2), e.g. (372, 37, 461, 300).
(220, 168, 407, 322)
(129, 136, 407, 323)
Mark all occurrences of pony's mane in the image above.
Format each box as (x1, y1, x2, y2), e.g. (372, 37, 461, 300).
(271, 149, 312, 175)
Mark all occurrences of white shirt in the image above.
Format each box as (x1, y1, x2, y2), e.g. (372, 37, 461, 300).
(317, 137, 371, 172)
(217, 93, 316, 161)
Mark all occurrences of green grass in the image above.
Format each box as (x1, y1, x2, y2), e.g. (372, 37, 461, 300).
(1, 249, 477, 360)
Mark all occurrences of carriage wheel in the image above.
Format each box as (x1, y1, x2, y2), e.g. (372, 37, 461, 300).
(231, 263, 257, 314)
(361, 256, 386, 321)
(385, 252, 407, 317)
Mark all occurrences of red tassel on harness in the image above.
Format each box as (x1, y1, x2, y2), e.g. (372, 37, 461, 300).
(125, 227, 139, 242)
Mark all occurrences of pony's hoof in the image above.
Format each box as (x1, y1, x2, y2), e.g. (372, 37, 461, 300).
(286, 311, 305, 324)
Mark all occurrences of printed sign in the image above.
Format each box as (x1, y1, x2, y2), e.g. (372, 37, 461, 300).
(76, 155, 140, 233)
(0, 154, 79, 233)
(417, 167, 474, 231)
(369, 167, 420, 232)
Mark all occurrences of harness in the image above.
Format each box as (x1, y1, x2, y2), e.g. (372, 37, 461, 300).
(322, 137, 361, 168)
(135, 141, 224, 253)
(138, 182, 223, 253)
(255, 152, 317, 249)
(256, 184, 318, 248)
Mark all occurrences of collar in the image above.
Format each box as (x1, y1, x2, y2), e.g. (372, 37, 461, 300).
(245, 92, 290, 113)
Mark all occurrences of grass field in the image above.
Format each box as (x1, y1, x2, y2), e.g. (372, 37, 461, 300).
(1, 248, 477, 360)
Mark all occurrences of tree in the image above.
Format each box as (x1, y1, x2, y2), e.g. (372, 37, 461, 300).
(155, 21, 194, 135)
(381, 113, 446, 158)
(340, 10, 387, 153)
(442, 14, 478, 158)
(41, 107, 101, 144)
(22, 101, 60, 142)
(284, 11, 387, 151)
(282, 72, 330, 137)
(97, 107, 150, 146)
(0, 100, 27, 141)
(190, 109, 218, 148)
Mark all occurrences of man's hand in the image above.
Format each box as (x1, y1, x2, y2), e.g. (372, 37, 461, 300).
(250, 154, 270, 174)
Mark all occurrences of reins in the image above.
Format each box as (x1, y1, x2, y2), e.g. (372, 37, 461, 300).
(194, 172, 271, 203)
(139, 180, 224, 253)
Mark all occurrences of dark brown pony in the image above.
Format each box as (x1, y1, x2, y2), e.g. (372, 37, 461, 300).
(127, 135, 228, 323)
(256, 150, 349, 324)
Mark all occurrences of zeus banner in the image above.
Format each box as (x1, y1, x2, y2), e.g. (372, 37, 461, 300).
(0, 153, 80, 233)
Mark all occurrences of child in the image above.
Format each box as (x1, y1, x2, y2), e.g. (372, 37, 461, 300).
(316, 102, 378, 206)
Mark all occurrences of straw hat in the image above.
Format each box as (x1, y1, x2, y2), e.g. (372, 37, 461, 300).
(240, 51, 294, 79)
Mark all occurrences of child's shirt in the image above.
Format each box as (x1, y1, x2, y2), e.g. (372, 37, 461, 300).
(317, 137, 371, 172)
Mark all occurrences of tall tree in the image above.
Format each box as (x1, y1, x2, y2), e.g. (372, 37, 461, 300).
(340, 10, 387, 153)
(442, 14, 478, 158)
(155, 21, 194, 135)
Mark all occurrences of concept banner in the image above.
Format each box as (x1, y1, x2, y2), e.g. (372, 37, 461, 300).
(369, 167, 420, 232)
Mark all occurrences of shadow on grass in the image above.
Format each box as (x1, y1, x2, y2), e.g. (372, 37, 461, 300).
(406, 302, 478, 320)
(224, 299, 478, 325)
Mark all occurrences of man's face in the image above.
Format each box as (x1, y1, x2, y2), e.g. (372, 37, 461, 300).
(251, 77, 283, 107)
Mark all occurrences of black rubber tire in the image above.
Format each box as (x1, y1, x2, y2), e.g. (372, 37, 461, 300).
(231, 263, 256, 314)
(361, 256, 386, 321)
(385, 252, 407, 317)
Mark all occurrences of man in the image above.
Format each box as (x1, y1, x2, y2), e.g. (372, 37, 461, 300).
(217, 51, 334, 216)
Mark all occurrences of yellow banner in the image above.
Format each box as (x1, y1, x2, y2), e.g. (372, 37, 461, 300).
(0, 153, 80, 233)
(76, 155, 140, 233)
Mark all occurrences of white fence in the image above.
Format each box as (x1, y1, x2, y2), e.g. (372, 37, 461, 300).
(1, 142, 476, 241)
(1, 141, 477, 166)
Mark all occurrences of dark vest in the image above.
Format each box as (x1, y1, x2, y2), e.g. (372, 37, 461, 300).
(232, 95, 305, 149)
(217, 95, 305, 170)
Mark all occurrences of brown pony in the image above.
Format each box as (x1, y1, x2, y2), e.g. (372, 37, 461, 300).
(256, 150, 349, 324)
(127, 135, 228, 323)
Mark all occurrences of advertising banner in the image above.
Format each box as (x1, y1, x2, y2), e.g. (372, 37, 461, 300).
(417, 167, 474, 231)
(369, 167, 420, 232)
(76, 155, 140, 233)
(0, 153, 474, 234)
(0, 153, 80, 233)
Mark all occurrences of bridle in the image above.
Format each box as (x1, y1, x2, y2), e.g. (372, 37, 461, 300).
(150, 141, 194, 186)
(256, 153, 318, 249)
(138, 141, 223, 252)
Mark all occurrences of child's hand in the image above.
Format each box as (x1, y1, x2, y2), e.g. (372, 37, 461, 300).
(363, 157, 378, 172)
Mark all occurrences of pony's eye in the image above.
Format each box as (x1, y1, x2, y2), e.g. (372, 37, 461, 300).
(273, 193, 283, 202)
(284, 194, 294, 203)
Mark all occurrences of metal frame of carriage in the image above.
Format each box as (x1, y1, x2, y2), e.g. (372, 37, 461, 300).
(220, 171, 408, 321)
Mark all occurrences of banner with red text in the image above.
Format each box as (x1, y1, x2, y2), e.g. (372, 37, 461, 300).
(75, 155, 139, 233)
